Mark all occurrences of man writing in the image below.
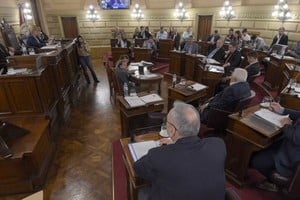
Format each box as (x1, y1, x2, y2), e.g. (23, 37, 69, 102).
(134, 102, 226, 200)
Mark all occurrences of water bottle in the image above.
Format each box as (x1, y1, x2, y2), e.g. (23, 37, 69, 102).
(21, 44, 27, 55)
(123, 83, 129, 97)
(172, 74, 177, 88)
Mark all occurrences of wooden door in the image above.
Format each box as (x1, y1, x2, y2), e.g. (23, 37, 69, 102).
(61, 17, 78, 38)
(197, 15, 213, 41)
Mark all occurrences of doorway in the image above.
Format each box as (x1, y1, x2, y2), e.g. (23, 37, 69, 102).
(197, 15, 213, 41)
(61, 17, 79, 38)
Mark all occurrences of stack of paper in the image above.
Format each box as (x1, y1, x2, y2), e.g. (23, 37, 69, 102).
(206, 58, 220, 65)
(140, 94, 163, 103)
(189, 83, 207, 91)
(124, 96, 146, 107)
(254, 108, 289, 128)
(128, 140, 160, 161)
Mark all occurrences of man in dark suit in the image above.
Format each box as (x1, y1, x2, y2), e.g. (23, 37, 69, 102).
(183, 35, 199, 54)
(0, 43, 14, 74)
(223, 42, 242, 76)
(245, 50, 260, 82)
(270, 27, 288, 47)
(200, 68, 251, 123)
(250, 102, 300, 192)
(206, 39, 225, 63)
(134, 102, 226, 200)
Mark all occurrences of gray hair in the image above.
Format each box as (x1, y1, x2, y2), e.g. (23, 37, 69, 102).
(169, 101, 200, 137)
(231, 68, 248, 82)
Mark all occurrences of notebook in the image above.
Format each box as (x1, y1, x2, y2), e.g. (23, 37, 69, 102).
(128, 140, 160, 162)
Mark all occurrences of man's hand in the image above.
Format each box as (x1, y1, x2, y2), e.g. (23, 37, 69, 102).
(270, 102, 284, 114)
(159, 137, 173, 145)
(199, 103, 207, 112)
(280, 117, 292, 126)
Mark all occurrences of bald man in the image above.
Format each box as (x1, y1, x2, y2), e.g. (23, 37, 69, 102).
(134, 102, 226, 200)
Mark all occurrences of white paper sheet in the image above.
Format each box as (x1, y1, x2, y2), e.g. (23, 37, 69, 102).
(128, 140, 160, 161)
(254, 108, 289, 128)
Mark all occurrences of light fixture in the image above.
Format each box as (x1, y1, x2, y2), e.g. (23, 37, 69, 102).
(86, 5, 100, 22)
(19, 2, 32, 21)
(131, 4, 144, 21)
(272, 0, 291, 22)
(174, 2, 188, 21)
(219, 0, 235, 21)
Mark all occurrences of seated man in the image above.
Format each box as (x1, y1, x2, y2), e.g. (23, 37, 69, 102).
(250, 102, 300, 192)
(134, 101, 226, 200)
(206, 39, 225, 63)
(115, 33, 131, 48)
(251, 34, 266, 51)
(183, 35, 199, 54)
(286, 41, 300, 58)
(200, 68, 251, 124)
(245, 51, 260, 82)
(143, 35, 157, 57)
(223, 42, 242, 76)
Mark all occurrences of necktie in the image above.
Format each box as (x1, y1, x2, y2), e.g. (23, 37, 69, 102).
(225, 52, 233, 64)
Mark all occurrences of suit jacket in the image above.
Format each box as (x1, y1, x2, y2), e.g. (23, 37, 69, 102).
(224, 50, 242, 76)
(0, 43, 8, 74)
(245, 62, 260, 82)
(201, 81, 251, 123)
(207, 34, 220, 43)
(26, 35, 46, 48)
(271, 34, 289, 47)
(183, 42, 199, 54)
(274, 109, 300, 177)
(208, 47, 225, 63)
(134, 136, 226, 200)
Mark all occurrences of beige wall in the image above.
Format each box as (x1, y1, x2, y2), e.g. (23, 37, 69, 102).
(1, 3, 300, 58)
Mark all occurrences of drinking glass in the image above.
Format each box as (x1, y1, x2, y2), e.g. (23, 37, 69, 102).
(180, 77, 186, 86)
(160, 123, 168, 137)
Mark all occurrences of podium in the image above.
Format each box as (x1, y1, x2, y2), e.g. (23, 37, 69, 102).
(157, 39, 174, 59)
(169, 50, 185, 76)
(0, 117, 55, 195)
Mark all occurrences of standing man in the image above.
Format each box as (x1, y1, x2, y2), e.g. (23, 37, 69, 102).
(134, 102, 226, 200)
(270, 27, 288, 47)
(156, 26, 168, 41)
(180, 26, 193, 49)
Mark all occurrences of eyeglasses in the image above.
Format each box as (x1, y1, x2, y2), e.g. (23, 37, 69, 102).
(167, 121, 177, 131)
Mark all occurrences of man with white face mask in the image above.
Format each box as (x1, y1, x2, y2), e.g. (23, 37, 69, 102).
(134, 102, 226, 200)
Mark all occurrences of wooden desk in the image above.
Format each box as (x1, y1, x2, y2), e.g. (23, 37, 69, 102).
(196, 61, 224, 98)
(120, 132, 161, 200)
(280, 87, 300, 110)
(285, 63, 300, 82)
(225, 106, 282, 186)
(134, 48, 151, 62)
(118, 94, 164, 137)
(197, 41, 210, 56)
(0, 117, 55, 195)
(169, 50, 185, 76)
(130, 72, 163, 95)
(134, 38, 147, 47)
(157, 39, 173, 58)
(264, 55, 296, 89)
(167, 81, 207, 110)
(184, 54, 201, 80)
(111, 47, 130, 64)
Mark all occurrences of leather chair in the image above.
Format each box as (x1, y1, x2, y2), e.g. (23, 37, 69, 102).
(225, 188, 241, 200)
(248, 71, 261, 84)
(206, 90, 255, 135)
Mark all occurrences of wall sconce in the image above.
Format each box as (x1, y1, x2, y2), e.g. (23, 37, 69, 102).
(272, 0, 291, 22)
(219, 0, 235, 21)
(86, 5, 100, 22)
(131, 4, 144, 21)
(19, 2, 33, 21)
(174, 2, 188, 21)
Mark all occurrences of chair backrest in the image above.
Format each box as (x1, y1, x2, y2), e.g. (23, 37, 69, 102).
(277, 70, 290, 95)
(234, 90, 256, 112)
(207, 108, 232, 130)
(225, 188, 241, 200)
(248, 71, 261, 84)
(111, 68, 124, 97)
(250, 82, 273, 106)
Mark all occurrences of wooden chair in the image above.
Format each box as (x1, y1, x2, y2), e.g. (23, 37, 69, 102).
(104, 62, 115, 101)
(111, 68, 124, 102)
(277, 70, 290, 95)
